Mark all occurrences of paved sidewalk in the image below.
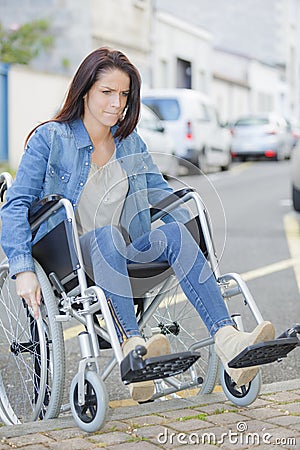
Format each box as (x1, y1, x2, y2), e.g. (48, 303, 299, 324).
(0, 379, 300, 449)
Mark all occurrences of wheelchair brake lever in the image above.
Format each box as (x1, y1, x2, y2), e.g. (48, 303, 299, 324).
(0, 183, 7, 202)
(49, 272, 65, 296)
(49, 272, 72, 320)
(277, 324, 300, 339)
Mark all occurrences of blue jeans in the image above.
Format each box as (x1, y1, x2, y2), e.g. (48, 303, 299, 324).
(80, 222, 235, 343)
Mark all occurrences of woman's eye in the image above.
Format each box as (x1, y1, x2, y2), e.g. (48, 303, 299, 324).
(102, 90, 111, 95)
(122, 92, 130, 97)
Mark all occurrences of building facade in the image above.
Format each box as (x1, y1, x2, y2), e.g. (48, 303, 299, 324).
(1, 0, 300, 166)
(158, 0, 300, 120)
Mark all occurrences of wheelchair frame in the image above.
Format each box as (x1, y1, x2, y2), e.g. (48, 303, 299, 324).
(0, 171, 298, 432)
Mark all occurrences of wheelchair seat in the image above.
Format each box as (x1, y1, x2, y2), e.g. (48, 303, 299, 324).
(32, 209, 205, 299)
(32, 219, 173, 298)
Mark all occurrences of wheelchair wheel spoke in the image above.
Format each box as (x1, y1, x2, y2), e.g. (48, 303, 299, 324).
(146, 283, 219, 397)
(0, 262, 65, 423)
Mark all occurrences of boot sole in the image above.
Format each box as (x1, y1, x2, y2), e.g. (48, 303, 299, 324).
(128, 334, 171, 402)
(130, 380, 155, 402)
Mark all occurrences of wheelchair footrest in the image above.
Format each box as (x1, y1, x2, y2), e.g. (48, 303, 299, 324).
(121, 346, 201, 384)
(228, 336, 300, 369)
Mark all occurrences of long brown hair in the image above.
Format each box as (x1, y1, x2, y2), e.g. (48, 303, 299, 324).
(26, 47, 141, 143)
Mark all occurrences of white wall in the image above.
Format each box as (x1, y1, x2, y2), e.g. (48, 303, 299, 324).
(90, 0, 152, 85)
(8, 65, 70, 169)
(248, 60, 282, 115)
(212, 78, 250, 123)
(211, 49, 283, 122)
(150, 11, 213, 94)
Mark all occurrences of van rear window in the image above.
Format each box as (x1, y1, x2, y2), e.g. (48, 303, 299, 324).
(142, 98, 180, 121)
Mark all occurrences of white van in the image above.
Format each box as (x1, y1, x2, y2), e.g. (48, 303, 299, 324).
(142, 88, 232, 173)
(138, 104, 179, 177)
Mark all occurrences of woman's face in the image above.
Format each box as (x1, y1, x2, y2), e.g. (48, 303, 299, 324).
(83, 69, 130, 130)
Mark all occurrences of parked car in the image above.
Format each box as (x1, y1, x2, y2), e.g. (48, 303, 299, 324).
(231, 113, 293, 161)
(138, 104, 179, 177)
(291, 140, 300, 212)
(142, 89, 232, 173)
(286, 118, 300, 149)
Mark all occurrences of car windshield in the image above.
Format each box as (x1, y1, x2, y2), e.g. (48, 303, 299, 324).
(235, 117, 269, 126)
(142, 98, 180, 121)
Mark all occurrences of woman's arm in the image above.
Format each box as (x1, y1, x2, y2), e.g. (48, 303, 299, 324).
(15, 271, 41, 319)
(1, 125, 50, 278)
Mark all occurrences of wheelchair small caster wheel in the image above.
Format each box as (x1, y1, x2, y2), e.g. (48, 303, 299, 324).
(70, 370, 108, 432)
(220, 365, 261, 407)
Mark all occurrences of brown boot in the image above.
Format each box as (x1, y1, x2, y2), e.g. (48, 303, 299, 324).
(122, 334, 171, 402)
(214, 321, 275, 387)
(122, 336, 154, 402)
(145, 334, 171, 358)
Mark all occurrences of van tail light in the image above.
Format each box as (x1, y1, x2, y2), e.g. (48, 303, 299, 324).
(265, 150, 276, 158)
(186, 121, 192, 140)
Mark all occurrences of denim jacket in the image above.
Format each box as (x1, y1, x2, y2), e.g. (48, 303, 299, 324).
(1, 118, 188, 277)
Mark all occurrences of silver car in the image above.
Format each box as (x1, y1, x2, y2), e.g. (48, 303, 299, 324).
(231, 113, 293, 161)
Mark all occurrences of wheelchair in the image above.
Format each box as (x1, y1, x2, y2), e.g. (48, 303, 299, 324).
(0, 170, 299, 432)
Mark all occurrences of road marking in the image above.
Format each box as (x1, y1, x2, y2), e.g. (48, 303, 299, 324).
(283, 213, 300, 293)
(109, 398, 137, 408)
(241, 256, 300, 282)
(63, 324, 85, 341)
(209, 162, 253, 181)
(230, 161, 254, 174)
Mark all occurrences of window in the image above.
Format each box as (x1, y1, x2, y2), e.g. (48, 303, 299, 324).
(139, 105, 162, 131)
(133, 0, 146, 9)
(176, 58, 192, 89)
(142, 98, 180, 121)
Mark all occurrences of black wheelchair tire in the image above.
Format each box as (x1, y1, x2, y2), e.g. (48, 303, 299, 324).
(0, 259, 65, 423)
(219, 365, 261, 407)
(70, 370, 108, 433)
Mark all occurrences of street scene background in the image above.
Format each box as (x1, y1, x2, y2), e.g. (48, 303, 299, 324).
(1, 0, 300, 401)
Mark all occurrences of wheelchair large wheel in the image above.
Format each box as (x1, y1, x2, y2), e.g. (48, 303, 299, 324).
(0, 260, 65, 424)
(70, 370, 108, 433)
(148, 283, 219, 397)
(219, 366, 261, 407)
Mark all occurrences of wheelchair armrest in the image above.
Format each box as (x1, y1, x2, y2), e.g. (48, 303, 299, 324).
(0, 172, 13, 201)
(150, 187, 195, 219)
(29, 194, 64, 226)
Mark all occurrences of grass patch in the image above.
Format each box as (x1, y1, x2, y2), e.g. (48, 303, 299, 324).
(212, 407, 238, 415)
(177, 413, 207, 422)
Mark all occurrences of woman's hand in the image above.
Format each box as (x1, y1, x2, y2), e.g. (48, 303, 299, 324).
(16, 271, 41, 319)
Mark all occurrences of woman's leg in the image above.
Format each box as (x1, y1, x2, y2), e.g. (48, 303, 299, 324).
(127, 221, 235, 337)
(79, 225, 171, 402)
(79, 225, 141, 342)
(127, 221, 274, 386)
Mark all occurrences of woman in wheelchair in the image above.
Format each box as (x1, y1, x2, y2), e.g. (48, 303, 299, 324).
(0, 47, 275, 403)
